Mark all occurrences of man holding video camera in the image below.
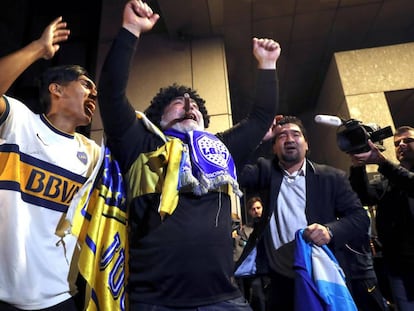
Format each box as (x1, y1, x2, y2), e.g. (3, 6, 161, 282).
(349, 126, 414, 311)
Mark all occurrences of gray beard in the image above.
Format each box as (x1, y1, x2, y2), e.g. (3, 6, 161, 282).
(170, 122, 203, 133)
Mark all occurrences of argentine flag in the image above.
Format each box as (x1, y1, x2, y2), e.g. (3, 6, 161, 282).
(294, 229, 357, 311)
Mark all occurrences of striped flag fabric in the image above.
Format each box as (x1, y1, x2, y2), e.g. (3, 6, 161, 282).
(294, 229, 357, 311)
(68, 144, 128, 311)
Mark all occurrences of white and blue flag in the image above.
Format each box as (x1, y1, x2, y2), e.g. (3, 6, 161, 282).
(294, 229, 357, 311)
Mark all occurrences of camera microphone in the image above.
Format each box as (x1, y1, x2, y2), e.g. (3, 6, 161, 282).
(314, 115, 343, 127)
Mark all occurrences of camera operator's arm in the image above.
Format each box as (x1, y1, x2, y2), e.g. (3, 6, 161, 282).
(350, 140, 386, 166)
(351, 140, 414, 195)
(378, 161, 414, 195)
(349, 140, 386, 205)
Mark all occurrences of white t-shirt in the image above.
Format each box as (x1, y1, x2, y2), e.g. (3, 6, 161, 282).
(0, 96, 100, 309)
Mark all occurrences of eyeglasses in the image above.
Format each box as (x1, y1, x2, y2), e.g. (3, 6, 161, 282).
(394, 137, 414, 147)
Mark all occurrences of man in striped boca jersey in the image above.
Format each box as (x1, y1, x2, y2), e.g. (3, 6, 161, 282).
(0, 16, 100, 311)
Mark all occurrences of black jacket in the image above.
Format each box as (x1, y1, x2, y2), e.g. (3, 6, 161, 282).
(235, 157, 370, 277)
(349, 161, 414, 272)
(98, 28, 279, 307)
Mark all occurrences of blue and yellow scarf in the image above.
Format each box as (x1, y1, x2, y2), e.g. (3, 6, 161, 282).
(136, 112, 242, 217)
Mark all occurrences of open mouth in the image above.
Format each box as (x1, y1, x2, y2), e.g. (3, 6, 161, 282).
(85, 100, 96, 117)
(184, 113, 196, 121)
(177, 113, 197, 122)
(285, 144, 296, 150)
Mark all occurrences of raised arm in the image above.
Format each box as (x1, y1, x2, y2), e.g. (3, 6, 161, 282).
(252, 37, 281, 69)
(122, 0, 159, 38)
(98, 0, 159, 138)
(220, 38, 281, 167)
(0, 16, 69, 115)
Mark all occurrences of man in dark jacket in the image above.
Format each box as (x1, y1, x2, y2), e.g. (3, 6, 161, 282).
(235, 115, 370, 310)
(349, 126, 414, 311)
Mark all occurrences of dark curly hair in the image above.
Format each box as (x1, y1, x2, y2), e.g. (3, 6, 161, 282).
(144, 83, 210, 129)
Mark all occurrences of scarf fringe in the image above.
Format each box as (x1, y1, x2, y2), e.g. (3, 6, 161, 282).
(193, 172, 243, 197)
(179, 170, 199, 188)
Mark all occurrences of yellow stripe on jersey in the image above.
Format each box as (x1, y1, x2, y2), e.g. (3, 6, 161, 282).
(0, 147, 85, 211)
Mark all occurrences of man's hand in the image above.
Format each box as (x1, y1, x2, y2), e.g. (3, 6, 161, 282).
(350, 140, 387, 166)
(253, 37, 281, 69)
(303, 223, 332, 246)
(38, 16, 70, 60)
(0, 16, 69, 103)
(262, 114, 283, 141)
(123, 0, 160, 37)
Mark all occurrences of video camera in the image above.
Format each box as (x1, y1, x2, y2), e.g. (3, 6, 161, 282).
(314, 115, 394, 154)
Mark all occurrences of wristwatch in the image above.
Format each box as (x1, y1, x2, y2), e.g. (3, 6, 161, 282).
(325, 226, 334, 238)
